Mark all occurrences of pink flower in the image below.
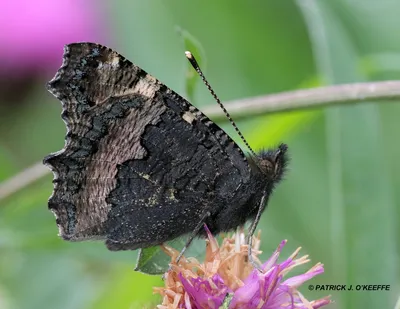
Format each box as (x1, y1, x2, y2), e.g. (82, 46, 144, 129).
(179, 273, 229, 308)
(230, 240, 329, 309)
(154, 230, 331, 309)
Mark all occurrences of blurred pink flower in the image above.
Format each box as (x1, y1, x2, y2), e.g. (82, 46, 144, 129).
(0, 0, 107, 77)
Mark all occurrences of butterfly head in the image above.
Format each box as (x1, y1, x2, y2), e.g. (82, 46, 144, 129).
(255, 143, 289, 183)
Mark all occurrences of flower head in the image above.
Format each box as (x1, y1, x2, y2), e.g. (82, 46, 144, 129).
(154, 228, 331, 309)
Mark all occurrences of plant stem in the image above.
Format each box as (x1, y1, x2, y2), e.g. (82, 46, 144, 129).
(203, 80, 400, 121)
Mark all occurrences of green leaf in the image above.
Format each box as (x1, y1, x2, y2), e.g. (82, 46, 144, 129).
(135, 246, 168, 275)
(135, 236, 206, 274)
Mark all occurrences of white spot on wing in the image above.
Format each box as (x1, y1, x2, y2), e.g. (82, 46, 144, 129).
(111, 56, 120, 68)
(182, 111, 195, 124)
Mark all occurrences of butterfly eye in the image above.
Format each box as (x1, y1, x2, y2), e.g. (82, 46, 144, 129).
(257, 158, 274, 175)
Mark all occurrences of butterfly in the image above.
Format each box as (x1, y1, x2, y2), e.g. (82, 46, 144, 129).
(44, 43, 288, 269)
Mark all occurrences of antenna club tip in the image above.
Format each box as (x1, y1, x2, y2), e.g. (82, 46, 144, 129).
(185, 51, 193, 59)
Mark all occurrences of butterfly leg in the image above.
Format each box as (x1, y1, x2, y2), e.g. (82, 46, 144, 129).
(246, 191, 268, 273)
(175, 210, 211, 264)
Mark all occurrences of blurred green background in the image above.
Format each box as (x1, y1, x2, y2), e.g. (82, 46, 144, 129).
(0, 0, 399, 308)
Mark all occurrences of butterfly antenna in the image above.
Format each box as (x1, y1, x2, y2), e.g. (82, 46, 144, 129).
(185, 51, 257, 157)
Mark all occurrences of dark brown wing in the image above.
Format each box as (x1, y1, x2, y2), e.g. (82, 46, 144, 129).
(44, 43, 253, 249)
